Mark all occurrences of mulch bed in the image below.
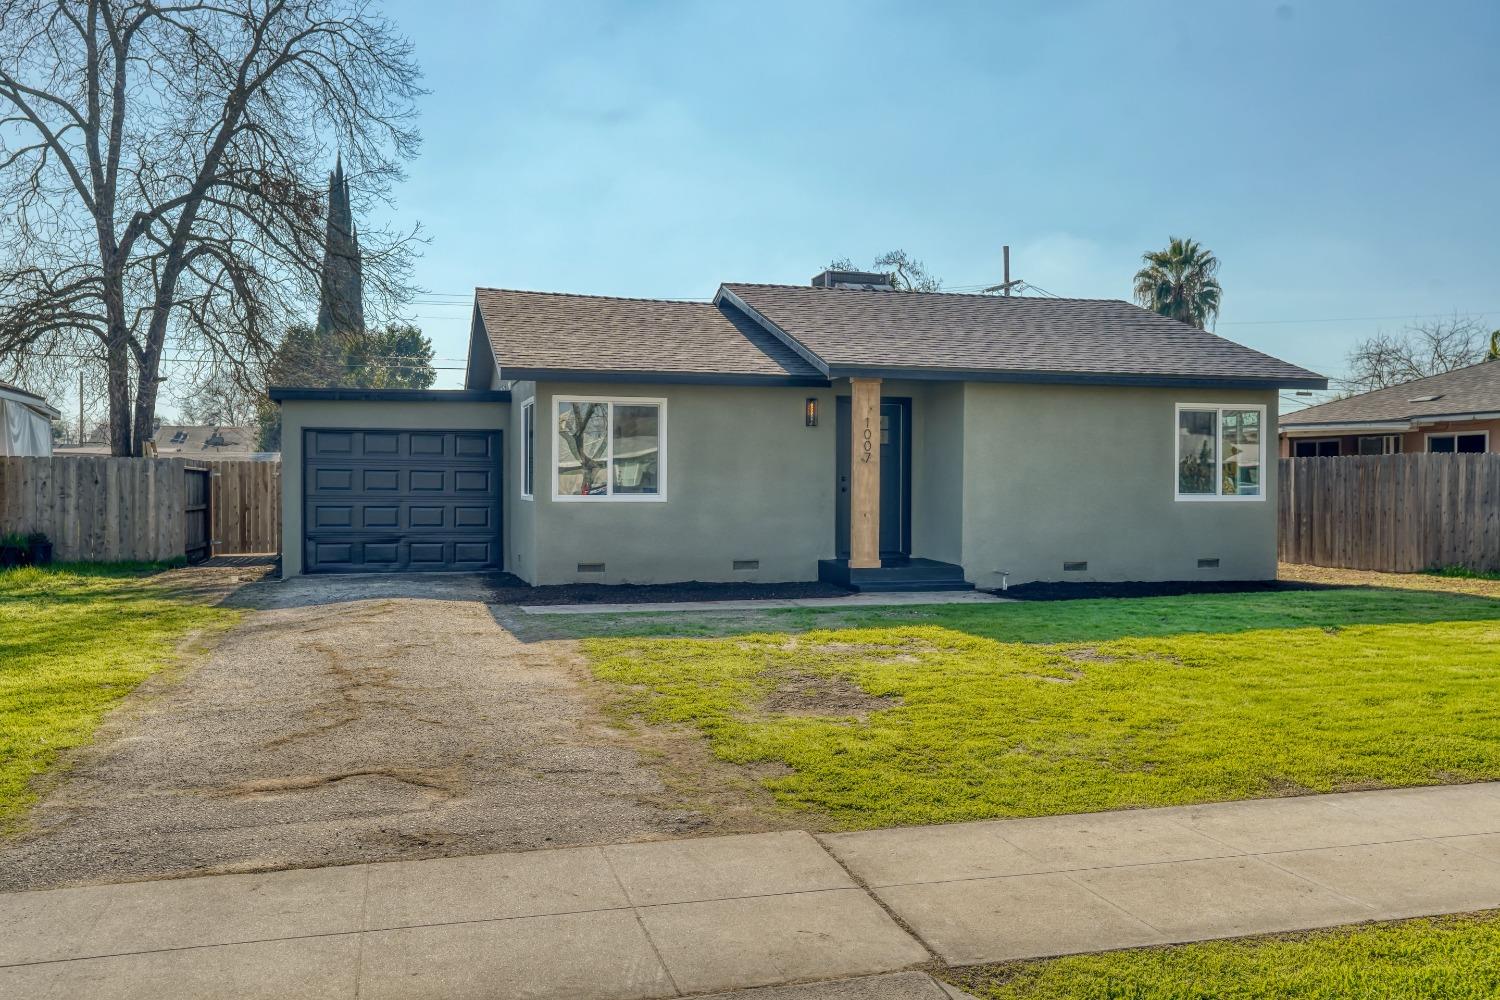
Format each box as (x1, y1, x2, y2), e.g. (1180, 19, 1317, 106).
(996, 579, 1342, 601)
(483, 573, 853, 606)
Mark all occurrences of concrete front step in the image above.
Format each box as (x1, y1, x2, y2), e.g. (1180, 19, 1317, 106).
(817, 558, 974, 593)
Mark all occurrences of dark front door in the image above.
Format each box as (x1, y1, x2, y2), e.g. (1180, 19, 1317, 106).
(836, 396, 911, 560)
(303, 428, 502, 573)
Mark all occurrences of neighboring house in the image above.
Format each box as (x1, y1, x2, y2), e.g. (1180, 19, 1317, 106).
(1279, 360, 1500, 457)
(0, 379, 59, 457)
(56, 424, 273, 459)
(148, 424, 267, 458)
(271, 270, 1324, 588)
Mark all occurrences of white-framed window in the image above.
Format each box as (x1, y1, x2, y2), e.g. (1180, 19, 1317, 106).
(552, 396, 666, 502)
(1426, 431, 1488, 454)
(520, 399, 535, 500)
(1175, 403, 1266, 501)
(1357, 434, 1401, 456)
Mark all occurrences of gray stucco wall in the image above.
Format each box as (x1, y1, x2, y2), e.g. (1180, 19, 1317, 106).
(524, 381, 836, 585)
(279, 398, 510, 576)
(958, 383, 1279, 586)
(905, 381, 965, 565)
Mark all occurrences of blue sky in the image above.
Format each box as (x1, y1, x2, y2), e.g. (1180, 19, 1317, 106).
(376, 0, 1499, 400)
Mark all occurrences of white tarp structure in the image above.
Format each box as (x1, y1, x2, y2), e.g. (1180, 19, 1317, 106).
(0, 393, 56, 457)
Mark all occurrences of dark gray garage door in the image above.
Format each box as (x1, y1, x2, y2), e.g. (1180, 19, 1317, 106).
(303, 428, 502, 573)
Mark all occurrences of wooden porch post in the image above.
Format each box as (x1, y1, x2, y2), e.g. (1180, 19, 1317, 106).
(849, 376, 882, 568)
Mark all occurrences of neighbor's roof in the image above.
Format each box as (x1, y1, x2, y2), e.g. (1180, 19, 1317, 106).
(150, 425, 257, 455)
(1280, 359, 1500, 428)
(472, 288, 825, 385)
(0, 378, 60, 418)
(720, 284, 1325, 387)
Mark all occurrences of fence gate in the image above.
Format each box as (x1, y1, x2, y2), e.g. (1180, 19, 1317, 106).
(184, 466, 211, 563)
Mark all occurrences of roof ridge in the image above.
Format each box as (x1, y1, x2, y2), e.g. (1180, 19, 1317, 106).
(474, 286, 714, 306)
(720, 281, 1130, 304)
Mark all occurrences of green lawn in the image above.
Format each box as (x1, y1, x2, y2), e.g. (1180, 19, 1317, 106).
(578, 589, 1500, 827)
(943, 912, 1500, 1000)
(0, 564, 238, 828)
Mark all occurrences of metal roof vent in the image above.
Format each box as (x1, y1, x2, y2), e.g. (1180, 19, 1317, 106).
(810, 269, 895, 290)
(1408, 394, 1443, 403)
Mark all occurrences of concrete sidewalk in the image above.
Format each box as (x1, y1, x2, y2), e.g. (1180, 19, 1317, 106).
(5, 784, 1500, 999)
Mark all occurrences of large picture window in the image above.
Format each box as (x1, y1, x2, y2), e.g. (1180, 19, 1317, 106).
(520, 399, 535, 499)
(1175, 404, 1265, 501)
(554, 397, 666, 501)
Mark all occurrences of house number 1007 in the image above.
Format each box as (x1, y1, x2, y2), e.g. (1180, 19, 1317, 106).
(860, 417, 873, 463)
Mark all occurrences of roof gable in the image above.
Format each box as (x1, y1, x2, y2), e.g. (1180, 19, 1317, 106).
(471, 288, 825, 384)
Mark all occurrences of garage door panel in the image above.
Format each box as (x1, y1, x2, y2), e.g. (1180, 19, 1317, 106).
(303, 428, 501, 574)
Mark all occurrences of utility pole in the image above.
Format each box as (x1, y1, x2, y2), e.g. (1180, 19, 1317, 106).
(983, 245, 1025, 296)
(78, 372, 84, 445)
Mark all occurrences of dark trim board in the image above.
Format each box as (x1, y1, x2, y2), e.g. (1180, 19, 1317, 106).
(497, 367, 830, 387)
(825, 365, 1329, 390)
(271, 387, 511, 402)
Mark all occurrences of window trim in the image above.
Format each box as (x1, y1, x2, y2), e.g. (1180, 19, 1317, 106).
(1357, 434, 1401, 456)
(519, 398, 535, 500)
(551, 394, 668, 503)
(1291, 437, 1341, 458)
(1425, 430, 1489, 454)
(1174, 402, 1268, 503)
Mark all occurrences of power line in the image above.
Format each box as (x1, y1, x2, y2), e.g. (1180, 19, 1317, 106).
(1218, 309, 1500, 326)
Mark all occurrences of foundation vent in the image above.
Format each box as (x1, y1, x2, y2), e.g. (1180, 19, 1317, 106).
(732, 560, 760, 571)
(577, 562, 606, 574)
(1063, 561, 1088, 572)
(1197, 558, 1221, 569)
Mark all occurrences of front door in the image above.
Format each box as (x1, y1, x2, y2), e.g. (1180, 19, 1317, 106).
(836, 396, 911, 560)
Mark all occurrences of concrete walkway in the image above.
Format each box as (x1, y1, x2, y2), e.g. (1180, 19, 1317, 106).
(520, 591, 1010, 615)
(5, 783, 1500, 999)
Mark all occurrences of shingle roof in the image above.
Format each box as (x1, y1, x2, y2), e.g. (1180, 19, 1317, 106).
(150, 425, 258, 455)
(473, 288, 824, 383)
(721, 284, 1324, 386)
(1280, 359, 1500, 427)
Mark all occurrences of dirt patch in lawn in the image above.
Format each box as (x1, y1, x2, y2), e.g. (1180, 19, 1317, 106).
(1279, 562, 1500, 600)
(762, 671, 900, 718)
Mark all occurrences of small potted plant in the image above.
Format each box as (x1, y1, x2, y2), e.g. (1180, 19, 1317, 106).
(0, 532, 27, 569)
(26, 531, 53, 566)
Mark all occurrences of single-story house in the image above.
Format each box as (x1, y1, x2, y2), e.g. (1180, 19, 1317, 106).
(270, 270, 1325, 588)
(0, 379, 59, 457)
(148, 424, 267, 458)
(1279, 359, 1500, 457)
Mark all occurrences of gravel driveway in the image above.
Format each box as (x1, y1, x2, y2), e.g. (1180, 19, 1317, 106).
(0, 573, 708, 891)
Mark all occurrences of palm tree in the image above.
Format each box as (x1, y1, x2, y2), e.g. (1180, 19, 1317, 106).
(1133, 237, 1223, 329)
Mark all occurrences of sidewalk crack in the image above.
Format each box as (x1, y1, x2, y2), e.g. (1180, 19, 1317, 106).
(813, 833, 942, 967)
(600, 848, 682, 997)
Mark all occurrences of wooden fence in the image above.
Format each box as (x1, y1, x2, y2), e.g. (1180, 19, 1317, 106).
(198, 459, 280, 555)
(0, 456, 280, 562)
(1278, 453, 1500, 573)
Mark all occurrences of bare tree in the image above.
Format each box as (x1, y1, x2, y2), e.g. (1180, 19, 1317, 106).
(826, 250, 942, 292)
(0, 0, 423, 455)
(1344, 315, 1491, 393)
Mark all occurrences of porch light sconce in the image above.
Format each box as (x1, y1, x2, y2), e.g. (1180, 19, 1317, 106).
(805, 397, 818, 427)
